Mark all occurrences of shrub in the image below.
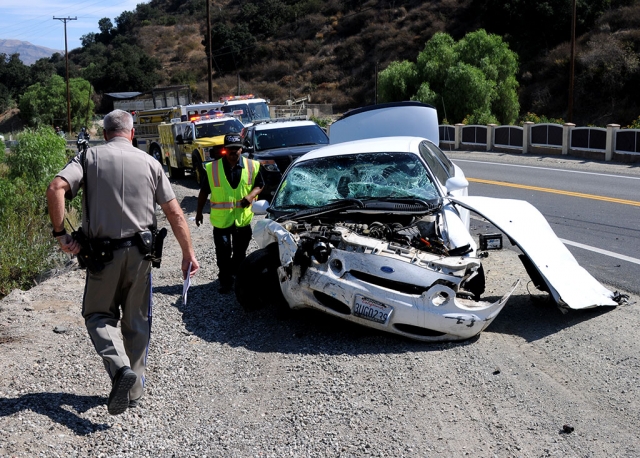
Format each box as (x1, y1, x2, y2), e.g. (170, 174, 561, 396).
(6, 125, 67, 188)
(0, 127, 71, 298)
(519, 112, 565, 126)
(310, 116, 332, 128)
(626, 115, 640, 129)
(0, 176, 63, 297)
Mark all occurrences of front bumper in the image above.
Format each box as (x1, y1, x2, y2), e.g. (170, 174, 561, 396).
(254, 218, 517, 342)
(278, 249, 518, 342)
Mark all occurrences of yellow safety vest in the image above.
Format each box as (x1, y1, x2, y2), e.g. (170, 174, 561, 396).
(206, 157, 260, 229)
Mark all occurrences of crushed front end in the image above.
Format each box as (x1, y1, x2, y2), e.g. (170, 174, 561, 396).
(254, 218, 518, 342)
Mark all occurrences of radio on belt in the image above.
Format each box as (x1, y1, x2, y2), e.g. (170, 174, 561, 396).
(479, 233, 503, 250)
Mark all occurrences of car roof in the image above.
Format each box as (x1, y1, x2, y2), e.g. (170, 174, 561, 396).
(192, 116, 238, 124)
(297, 136, 429, 162)
(223, 98, 268, 105)
(253, 120, 318, 131)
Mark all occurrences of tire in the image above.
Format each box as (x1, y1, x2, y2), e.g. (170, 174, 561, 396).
(235, 243, 286, 311)
(192, 151, 204, 184)
(150, 144, 162, 163)
(166, 157, 185, 179)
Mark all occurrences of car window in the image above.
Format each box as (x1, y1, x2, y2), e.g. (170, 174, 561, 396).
(221, 102, 270, 123)
(273, 152, 439, 208)
(418, 141, 454, 186)
(254, 125, 329, 151)
(183, 125, 193, 141)
(195, 119, 243, 138)
(242, 128, 253, 148)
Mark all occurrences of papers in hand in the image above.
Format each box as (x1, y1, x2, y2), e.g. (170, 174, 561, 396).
(182, 262, 192, 305)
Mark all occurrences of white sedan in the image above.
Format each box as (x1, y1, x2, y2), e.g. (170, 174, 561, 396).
(238, 136, 621, 342)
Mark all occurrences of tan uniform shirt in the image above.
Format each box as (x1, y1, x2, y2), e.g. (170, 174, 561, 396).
(57, 137, 175, 239)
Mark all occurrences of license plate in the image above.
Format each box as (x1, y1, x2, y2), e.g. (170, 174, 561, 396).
(353, 295, 393, 324)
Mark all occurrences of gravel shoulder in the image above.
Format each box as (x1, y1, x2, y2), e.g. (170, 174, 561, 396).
(1, 170, 639, 457)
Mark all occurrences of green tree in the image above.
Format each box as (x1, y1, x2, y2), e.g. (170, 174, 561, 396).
(0, 53, 32, 110)
(444, 63, 494, 123)
(379, 29, 519, 124)
(29, 57, 57, 85)
(4, 125, 68, 186)
(76, 37, 161, 93)
(0, 82, 12, 112)
(206, 22, 257, 74)
(18, 75, 94, 131)
(378, 61, 418, 102)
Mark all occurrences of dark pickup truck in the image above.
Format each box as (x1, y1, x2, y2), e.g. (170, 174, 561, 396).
(241, 119, 329, 201)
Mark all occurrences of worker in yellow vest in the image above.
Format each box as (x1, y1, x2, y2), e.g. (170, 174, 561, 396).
(196, 133, 264, 293)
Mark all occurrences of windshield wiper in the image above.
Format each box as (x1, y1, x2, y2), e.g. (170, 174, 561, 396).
(293, 142, 319, 147)
(274, 198, 364, 222)
(357, 197, 442, 210)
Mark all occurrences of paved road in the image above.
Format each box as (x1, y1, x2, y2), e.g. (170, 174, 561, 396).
(446, 150, 640, 295)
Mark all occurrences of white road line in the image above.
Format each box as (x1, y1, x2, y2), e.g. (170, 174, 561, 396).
(453, 158, 640, 180)
(559, 239, 640, 265)
(471, 216, 640, 265)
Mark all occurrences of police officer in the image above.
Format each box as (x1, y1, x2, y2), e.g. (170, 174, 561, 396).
(46, 109, 200, 415)
(195, 133, 263, 293)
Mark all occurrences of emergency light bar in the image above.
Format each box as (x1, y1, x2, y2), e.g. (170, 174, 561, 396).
(219, 94, 255, 102)
(189, 112, 227, 122)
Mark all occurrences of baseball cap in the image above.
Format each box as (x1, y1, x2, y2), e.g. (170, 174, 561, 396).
(224, 134, 243, 148)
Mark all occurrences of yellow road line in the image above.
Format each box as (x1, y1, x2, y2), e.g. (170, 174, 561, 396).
(468, 177, 640, 207)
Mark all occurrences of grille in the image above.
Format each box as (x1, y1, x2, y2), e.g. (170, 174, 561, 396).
(313, 291, 351, 315)
(350, 270, 428, 295)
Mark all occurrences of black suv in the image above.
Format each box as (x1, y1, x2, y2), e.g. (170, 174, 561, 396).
(242, 120, 329, 201)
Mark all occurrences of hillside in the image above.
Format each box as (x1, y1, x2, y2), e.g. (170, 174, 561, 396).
(0, 39, 62, 65)
(68, 0, 640, 125)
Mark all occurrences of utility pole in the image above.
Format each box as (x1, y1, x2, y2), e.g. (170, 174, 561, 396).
(374, 61, 378, 105)
(568, 0, 576, 123)
(54, 16, 77, 134)
(206, 0, 213, 102)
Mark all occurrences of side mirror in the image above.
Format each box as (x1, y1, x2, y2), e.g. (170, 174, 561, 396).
(445, 175, 469, 194)
(175, 134, 184, 144)
(252, 199, 270, 215)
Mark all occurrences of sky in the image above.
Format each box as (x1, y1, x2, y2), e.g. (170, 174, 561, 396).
(0, 0, 147, 52)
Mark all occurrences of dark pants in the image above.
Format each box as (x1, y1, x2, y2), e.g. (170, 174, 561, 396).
(213, 224, 252, 287)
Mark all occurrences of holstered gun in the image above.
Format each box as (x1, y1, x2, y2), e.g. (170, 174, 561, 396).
(71, 227, 105, 274)
(140, 227, 167, 268)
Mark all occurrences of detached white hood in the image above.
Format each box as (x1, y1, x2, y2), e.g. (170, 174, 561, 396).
(450, 196, 618, 309)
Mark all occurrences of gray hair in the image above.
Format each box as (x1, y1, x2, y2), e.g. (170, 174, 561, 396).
(103, 109, 134, 134)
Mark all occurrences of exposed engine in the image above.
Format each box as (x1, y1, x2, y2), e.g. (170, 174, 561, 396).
(275, 213, 483, 300)
(281, 213, 473, 261)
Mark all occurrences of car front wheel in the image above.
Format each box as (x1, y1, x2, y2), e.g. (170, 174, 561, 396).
(235, 243, 286, 311)
(166, 157, 185, 179)
(150, 144, 162, 163)
(192, 151, 204, 184)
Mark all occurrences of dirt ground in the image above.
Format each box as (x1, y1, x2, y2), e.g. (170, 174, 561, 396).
(1, 175, 638, 457)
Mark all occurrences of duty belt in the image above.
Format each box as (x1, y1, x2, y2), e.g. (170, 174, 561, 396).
(111, 236, 137, 250)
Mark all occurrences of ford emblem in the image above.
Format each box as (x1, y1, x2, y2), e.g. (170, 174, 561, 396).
(380, 266, 394, 274)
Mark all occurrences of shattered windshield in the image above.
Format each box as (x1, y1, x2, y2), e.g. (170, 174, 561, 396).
(272, 152, 440, 209)
(195, 119, 243, 139)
